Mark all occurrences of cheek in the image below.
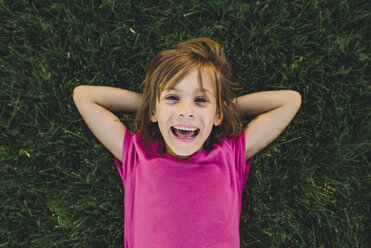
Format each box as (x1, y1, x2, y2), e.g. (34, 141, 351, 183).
(157, 109, 172, 126)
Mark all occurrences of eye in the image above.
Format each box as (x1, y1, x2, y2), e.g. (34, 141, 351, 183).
(196, 97, 207, 103)
(165, 95, 179, 101)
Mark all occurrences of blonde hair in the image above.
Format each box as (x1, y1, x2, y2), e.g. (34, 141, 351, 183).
(133, 37, 242, 151)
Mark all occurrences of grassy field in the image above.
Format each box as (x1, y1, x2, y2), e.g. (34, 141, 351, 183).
(1, 0, 370, 247)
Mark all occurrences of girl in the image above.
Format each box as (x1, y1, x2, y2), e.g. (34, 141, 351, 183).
(73, 37, 301, 248)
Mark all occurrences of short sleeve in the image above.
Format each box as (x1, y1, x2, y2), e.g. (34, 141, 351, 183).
(113, 127, 137, 185)
(231, 129, 253, 191)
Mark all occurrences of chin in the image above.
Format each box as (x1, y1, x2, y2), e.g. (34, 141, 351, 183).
(166, 142, 203, 159)
(174, 146, 199, 156)
(176, 149, 197, 156)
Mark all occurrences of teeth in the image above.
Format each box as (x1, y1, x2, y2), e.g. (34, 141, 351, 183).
(173, 126, 198, 131)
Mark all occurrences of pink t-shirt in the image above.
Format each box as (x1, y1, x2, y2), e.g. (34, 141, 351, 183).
(114, 127, 253, 248)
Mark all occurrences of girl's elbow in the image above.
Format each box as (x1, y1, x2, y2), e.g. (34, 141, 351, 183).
(73, 86, 88, 103)
(285, 91, 301, 111)
(293, 92, 302, 111)
(291, 90, 302, 105)
(73, 86, 81, 101)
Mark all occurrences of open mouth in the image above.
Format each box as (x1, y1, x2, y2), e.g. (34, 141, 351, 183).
(171, 126, 200, 140)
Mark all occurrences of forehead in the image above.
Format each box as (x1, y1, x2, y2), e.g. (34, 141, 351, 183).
(161, 69, 216, 94)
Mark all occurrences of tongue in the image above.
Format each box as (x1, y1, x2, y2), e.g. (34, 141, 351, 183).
(174, 129, 196, 138)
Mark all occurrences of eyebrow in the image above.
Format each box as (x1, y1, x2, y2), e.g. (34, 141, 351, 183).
(167, 86, 211, 95)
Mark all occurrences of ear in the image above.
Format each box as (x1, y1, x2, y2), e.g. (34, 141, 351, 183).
(213, 111, 223, 126)
(150, 110, 158, 123)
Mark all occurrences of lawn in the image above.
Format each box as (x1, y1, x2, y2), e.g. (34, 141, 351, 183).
(1, 0, 370, 247)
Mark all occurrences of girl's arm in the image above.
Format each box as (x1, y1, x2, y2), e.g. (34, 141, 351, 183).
(234, 90, 302, 160)
(73, 85, 142, 162)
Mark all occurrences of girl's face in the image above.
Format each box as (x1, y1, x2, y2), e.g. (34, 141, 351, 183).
(150, 70, 223, 160)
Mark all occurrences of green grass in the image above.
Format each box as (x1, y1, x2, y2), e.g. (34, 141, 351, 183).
(1, 0, 370, 247)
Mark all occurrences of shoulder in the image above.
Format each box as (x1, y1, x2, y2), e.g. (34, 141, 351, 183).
(215, 129, 245, 151)
(205, 130, 248, 167)
(129, 130, 164, 159)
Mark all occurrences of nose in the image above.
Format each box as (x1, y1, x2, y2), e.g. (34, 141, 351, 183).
(178, 101, 195, 118)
